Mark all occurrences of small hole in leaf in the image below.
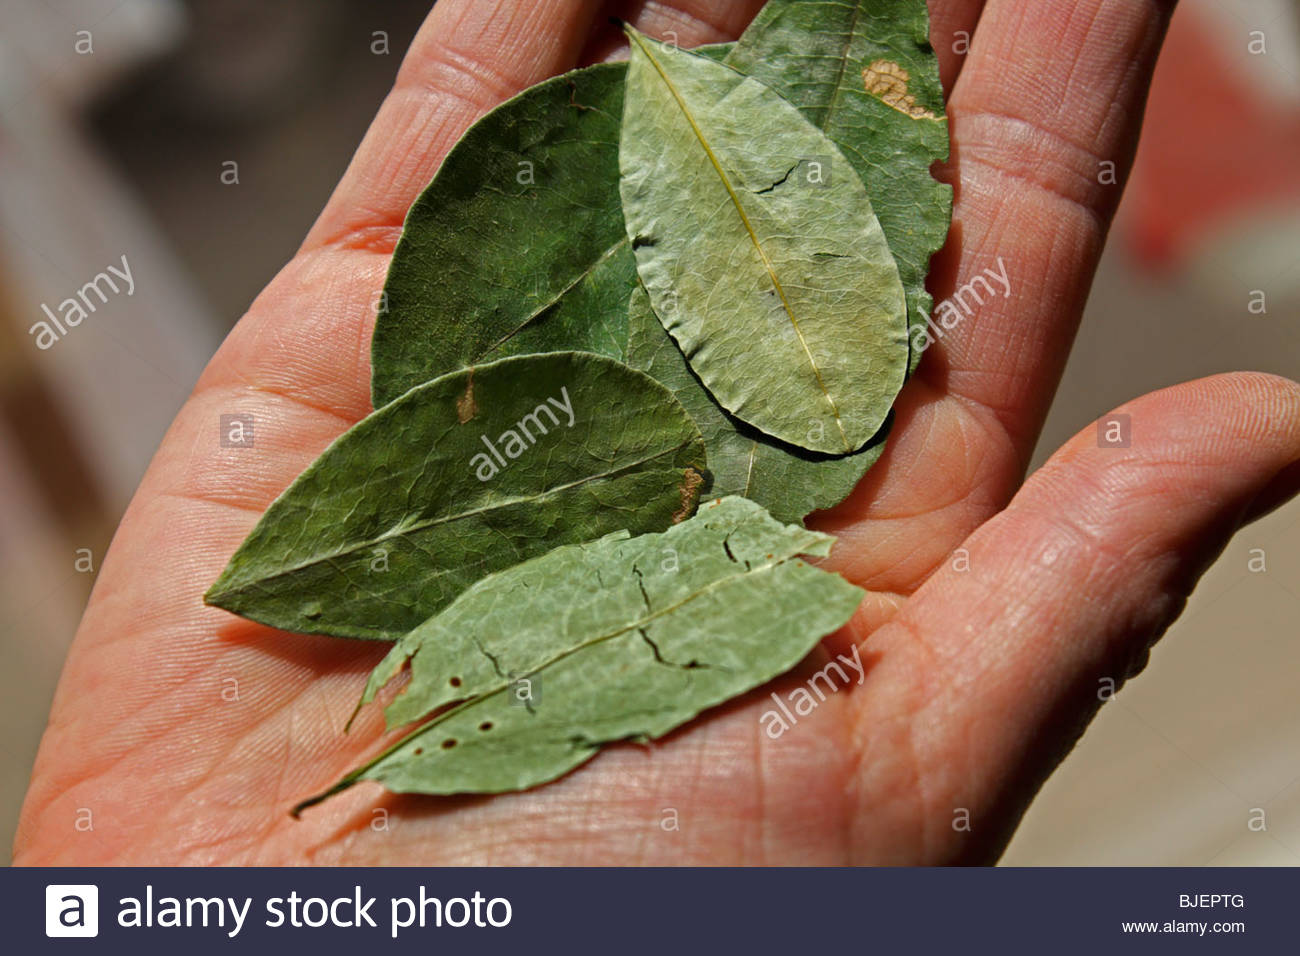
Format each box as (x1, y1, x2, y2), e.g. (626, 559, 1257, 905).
(479, 721, 494, 732)
(441, 738, 457, 749)
(449, 677, 462, 688)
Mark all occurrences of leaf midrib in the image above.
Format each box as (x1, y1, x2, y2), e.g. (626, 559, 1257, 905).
(381, 550, 804, 753)
(629, 30, 852, 453)
(213, 437, 697, 597)
(293, 540, 814, 812)
(481, 236, 628, 359)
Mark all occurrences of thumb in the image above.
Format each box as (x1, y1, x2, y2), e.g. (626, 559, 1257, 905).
(845, 372, 1300, 863)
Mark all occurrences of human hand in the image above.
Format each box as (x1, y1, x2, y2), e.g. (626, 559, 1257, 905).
(15, 0, 1300, 865)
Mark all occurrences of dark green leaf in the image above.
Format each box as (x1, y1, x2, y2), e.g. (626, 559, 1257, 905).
(619, 29, 909, 454)
(725, 0, 953, 375)
(296, 496, 862, 808)
(206, 352, 707, 640)
(369, 64, 634, 409)
(627, 286, 888, 524)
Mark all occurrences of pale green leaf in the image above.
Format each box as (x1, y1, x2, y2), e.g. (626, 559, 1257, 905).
(628, 286, 888, 524)
(725, 0, 952, 375)
(206, 352, 707, 640)
(296, 496, 862, 808)
(619, 28, 909, 454)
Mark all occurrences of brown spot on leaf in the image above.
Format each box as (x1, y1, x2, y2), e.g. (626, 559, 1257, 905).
(456, 368, 477, 423)
(568, 78, 596, 112)
(862, 60, 940, 121)
(672, 467, 705, 523)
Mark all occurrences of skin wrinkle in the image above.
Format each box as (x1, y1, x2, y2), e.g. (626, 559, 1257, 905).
(231, 381, 357, 430)
(320, 223, 406, 255)
(80, 643, 300, 787)
(958, 149, 1109, 237)
(750, 704, 766, 863)
(409, 38, 526, 103)
(848, 409, 997, 508)
(830, 525, 962, 597)
(1053, 4, 1093, 99)
(831, 671, 861, 865)
(172, 719, 367, 862)
(826, 398, 998, 554)
(307, 96, 480, 251)
(65, 603, 375, 748)
(953, 111, 1113, 213)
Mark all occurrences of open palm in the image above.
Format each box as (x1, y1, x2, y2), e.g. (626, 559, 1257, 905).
(15, 0, 1300, 865)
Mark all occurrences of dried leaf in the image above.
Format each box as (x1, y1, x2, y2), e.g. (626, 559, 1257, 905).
(725, 0, 952, 374)
(370, 44, 734, 408)
(206, 352, 707, 640)
(628, 286, 888, 523)
(368, 64, 633, 409)
(619, 28, 908, 454)
(295, 496, 862, 809)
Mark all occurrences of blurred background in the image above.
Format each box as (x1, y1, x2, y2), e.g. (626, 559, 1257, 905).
(0, 0, 1296, 864)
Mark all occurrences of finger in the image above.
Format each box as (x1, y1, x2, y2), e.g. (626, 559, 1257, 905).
(928, 0, 990, 94)
(843, 372, 1300, 862)
(925, 0, 1177, 453)
(815, 0, 1176, 593)
(581, 1, 987, 85)
(623, 0, 764, 38)
(195, 0, 605, 449)
(578, 0, 767, 64)
(304, 0, 602, 253)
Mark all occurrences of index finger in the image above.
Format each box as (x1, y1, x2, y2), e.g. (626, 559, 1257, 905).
(302, 0, 604, 255)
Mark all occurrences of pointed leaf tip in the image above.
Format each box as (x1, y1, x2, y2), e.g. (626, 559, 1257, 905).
(207, 352, 708, 640)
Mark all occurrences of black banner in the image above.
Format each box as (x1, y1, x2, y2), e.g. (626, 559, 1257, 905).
(4, 867, 1287, 953)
